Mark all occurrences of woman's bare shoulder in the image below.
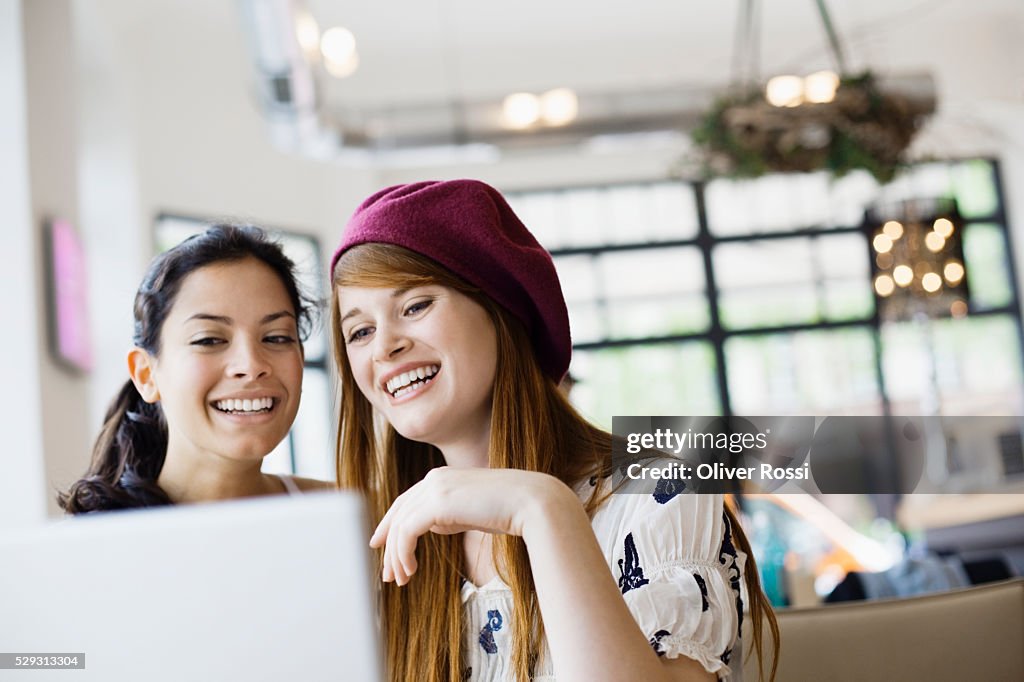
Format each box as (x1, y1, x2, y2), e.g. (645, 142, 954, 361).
(291, 476, 336, 491)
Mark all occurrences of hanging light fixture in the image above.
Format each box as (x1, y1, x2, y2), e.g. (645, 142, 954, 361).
(867, 198, 969, 320)
(693, 0, 935, 183)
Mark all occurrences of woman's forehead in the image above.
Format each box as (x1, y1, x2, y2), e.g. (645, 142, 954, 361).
(170, 259, 294, 321)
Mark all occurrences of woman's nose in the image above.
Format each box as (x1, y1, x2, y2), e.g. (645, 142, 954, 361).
(226, 339, 272, 379)
(372, 323, 410, 362)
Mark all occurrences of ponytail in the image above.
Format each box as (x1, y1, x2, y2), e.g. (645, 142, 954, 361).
(58, 380, 172, 514)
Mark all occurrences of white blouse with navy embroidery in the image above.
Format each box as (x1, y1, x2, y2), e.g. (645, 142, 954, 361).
(460, 477, 746, 681)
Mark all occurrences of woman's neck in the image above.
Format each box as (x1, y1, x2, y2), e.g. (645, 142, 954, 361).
(157, 443, 278, 504)
(435, 420, 492, 469)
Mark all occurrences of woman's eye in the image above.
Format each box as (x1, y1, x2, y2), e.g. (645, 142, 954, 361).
(190, 337, 224, 347)
(405, 299, 433, 316)
(264, 335, 297, 345)
(347, 327, 373, 344)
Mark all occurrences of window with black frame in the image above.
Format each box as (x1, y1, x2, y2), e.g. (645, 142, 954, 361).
(154, 214, 334, 482)
(506, 159, 1024, 430)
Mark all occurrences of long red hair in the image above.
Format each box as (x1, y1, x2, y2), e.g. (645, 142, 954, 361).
(332, 243, 778, 681)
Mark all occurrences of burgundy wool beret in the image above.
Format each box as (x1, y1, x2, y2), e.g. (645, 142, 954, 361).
(331, 179, 572, 381)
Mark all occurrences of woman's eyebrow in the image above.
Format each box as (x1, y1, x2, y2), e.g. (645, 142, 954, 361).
(261, 310, 296, 324)
(339, 288, 413, 324)
(186, 313, 231, 324)
(184, 311, 295, 324)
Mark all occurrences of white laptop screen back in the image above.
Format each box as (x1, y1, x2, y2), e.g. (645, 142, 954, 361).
(0, 492, 382, 682)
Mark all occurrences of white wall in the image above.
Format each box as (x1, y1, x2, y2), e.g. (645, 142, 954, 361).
(0, 0, 47, 528)
(65, 0, 376, 510)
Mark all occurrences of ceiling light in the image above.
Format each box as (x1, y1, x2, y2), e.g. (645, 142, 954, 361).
(882, 220, 904, 240)
(893, 265, 914, 287)
(804, 70, 840, 104)
(874, 275, 895, 297)
(944, 261, 964, 284)
(766, 75, 803, 108)
(540, 88, 579, 126)
(924, 231, 945, 252)
(294, 9, 320, 61)
(502, 93, 541, 129)
(873, 234, 893, 253)
(933, 218, 954, 238)
(922, 272, 942, 293)
(321, 27, 358, 78)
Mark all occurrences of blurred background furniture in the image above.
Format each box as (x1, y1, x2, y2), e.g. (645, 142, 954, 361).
(742, 577, 1024, 681)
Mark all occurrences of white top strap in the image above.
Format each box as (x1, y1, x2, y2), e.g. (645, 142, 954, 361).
(276, 474, 303, 496)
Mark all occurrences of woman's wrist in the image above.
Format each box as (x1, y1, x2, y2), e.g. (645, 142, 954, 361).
(518, 474, 587, 545)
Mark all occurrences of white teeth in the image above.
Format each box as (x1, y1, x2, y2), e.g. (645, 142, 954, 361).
(215, 397, 274, 413)
(385, 365, 439, 395)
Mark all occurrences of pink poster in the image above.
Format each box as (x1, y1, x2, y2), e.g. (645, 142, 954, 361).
(51, 219, 92, 372)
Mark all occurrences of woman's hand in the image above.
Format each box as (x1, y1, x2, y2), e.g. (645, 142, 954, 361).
(368, 467, 575, 585)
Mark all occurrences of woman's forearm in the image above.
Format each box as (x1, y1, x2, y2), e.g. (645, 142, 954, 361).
(522, 480, 711, 682)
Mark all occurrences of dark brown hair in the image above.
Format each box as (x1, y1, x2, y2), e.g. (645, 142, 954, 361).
(59, 224, 313, 514)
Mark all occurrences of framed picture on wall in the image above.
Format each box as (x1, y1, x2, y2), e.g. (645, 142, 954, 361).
(46, 218, 93, 373)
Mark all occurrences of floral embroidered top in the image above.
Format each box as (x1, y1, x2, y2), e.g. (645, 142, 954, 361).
(460, 478, 746, 681)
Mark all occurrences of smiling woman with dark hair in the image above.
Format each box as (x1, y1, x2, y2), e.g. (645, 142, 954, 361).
(60, 224, 331, 514)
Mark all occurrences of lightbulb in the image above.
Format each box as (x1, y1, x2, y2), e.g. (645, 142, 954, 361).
(873, 234, 893, 253)
(882, 221, 904, 240)
(294, 10, 321, 59)
(874, 275, 895, 297)
(925, 231, 946, 252)
(922, 272, 942, 293)
(933, 218, 954, 238)
(893, 265, 914, 287)
(540, 88, 578, 126)
(766, 75, 803, 107)
(804, 70, 840, 104)
(944, 261, 965, 284)
(502, 93, 541, 129)
(321, 27, 359, 78)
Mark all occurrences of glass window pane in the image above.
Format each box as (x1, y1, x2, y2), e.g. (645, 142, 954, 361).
(600, 248, 705, 297)
(599, 248, 708, 337)
(291, 369, 335, 480)
(952, 160, 999, 219)
(567, 303, 605, 345)
(605, 296, 709, 339)
(604, 183, 697, 243)
(715, 239, 818, 328)
(726, 329, 881, 414)
(816, 233, 873, 321)
(719, 287, 819, 329)
(507, 192, 565, 250)
(963, 223, 1013, 309)
(881, 315, 1024, 414)
(706, 171, 865, 235)
(568, 344, 721, 428)
(553, 254, 598, 303)
(823, 280, 874, 321)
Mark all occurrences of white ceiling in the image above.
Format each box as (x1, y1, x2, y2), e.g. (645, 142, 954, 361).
(302, 0, 1024, 109)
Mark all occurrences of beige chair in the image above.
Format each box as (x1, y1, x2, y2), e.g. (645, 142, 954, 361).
(742, 577, 1024, 681)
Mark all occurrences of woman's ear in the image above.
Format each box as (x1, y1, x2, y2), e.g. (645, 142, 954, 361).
(127, 348, 160, 403)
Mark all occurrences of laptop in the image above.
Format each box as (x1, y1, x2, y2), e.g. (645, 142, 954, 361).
(0, 492, 383, 682)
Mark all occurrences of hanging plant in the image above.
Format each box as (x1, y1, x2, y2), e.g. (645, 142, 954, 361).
(691, 71, 934, 184)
